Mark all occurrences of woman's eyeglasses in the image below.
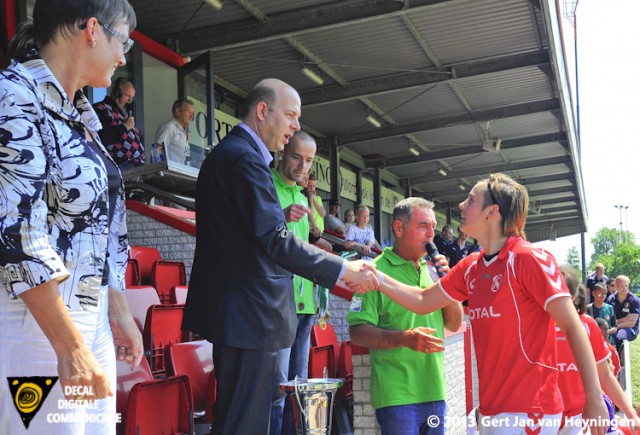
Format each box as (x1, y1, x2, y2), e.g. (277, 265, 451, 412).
(80, 20, 134, 54)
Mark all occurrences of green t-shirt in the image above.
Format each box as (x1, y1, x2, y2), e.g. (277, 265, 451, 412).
(348, 247, 446, 409)
(312, 195, 324, 232)
(272, 169, 315, 314)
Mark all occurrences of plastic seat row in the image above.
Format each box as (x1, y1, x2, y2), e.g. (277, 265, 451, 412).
(127, 246, 187, 304)
(126, 286, 188, 333)
(116, 340, 215, 434)
(310, 323, 353, 401)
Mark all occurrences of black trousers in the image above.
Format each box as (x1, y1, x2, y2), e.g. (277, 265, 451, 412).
(212, 344, 278, 435)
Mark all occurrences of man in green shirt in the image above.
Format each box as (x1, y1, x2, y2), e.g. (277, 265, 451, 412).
(270, 130, 319, 435)
(348, 197, 463, 435)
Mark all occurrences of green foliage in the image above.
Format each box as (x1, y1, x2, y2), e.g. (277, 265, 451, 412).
(590, 227, 640, 285)
(590, 227, 618, 263)
(565, 246, 582, 277)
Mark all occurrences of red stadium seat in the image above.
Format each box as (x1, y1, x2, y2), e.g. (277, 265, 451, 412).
(165, 340, 213, 418)
(337, 340, 353, 400)
(124, 374, 193, 435)
(125, 259, 140, 287)
(171, 285, 189, 305)
(125, 286, 160, 332)
(308, 344, 335, 379)
(116, 357, 154, 435)
(311, 323, 340, 375)
(143, 304, 187, 377)
(129, 246, 162, 285)
(151, 260, 187, 304)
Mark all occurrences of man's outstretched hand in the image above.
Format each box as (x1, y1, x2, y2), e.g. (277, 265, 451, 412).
(343, 260, 379, 294)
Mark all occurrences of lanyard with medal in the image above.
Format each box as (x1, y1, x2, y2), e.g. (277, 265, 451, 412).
(295, 274, 305, 311)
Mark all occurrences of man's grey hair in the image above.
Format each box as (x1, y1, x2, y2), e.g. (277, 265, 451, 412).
(392, 197, 434, 225)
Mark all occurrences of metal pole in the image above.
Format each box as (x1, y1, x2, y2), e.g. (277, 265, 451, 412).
(625, 206, 629, 243)
(615, 205, 624, 243)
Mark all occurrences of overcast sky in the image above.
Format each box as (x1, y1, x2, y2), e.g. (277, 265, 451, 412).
(534, 0, 640, 268)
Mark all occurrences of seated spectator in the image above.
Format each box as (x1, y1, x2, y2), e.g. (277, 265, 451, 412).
(609, 275, 639, 353)
(595, 317, 620, 377)
(444, 226, 470, 268)
(585, 262, 608, 304)
(343, 208, 355, 231)
(433, 225, 454, 256)
(344, 204, 382, 261)
(586, 283, 617, 343)
(606, 280, 617, 298)
(324, 199, 347, 235)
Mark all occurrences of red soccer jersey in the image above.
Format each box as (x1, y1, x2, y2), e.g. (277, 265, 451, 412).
(606, 341, 620, 376)
(556, 314, 611, 417)
(440, 236, 570, 416)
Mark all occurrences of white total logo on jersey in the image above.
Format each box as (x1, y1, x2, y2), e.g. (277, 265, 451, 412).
(468, 306, 501, 320)
(557, 362, 578, 372)
(490, 274, 503, 292)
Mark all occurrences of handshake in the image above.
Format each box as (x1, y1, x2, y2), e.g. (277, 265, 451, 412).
(342, 260, 383, 294)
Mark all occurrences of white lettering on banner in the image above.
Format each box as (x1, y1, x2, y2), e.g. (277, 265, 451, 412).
(361, 178, 374, 207)
(188, 99, 241, 147)
(340, 168, 357, 201)
(468, 306, 501, 320)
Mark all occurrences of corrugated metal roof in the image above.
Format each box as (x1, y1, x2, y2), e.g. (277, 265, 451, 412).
(127, 0, 586, 241)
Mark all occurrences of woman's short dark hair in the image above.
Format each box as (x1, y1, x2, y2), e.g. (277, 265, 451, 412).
(482, 173, 529, 239)
(8, 0, 136, 58)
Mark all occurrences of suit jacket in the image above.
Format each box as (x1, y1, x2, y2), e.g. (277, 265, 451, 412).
(183, 126, 344, 350)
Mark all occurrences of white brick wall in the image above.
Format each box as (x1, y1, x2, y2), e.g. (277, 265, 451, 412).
(127, 209, 196, 280)
(351, 330, 467, 435)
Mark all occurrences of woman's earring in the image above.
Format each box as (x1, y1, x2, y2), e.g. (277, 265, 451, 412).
(90, 40, 96, 47)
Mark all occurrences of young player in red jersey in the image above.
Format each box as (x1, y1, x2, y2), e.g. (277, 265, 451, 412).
(556, 267, 640, 434)
(357, 173, 610, 434)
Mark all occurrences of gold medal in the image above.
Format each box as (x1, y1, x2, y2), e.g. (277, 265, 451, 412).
(319, 317, 327, 330)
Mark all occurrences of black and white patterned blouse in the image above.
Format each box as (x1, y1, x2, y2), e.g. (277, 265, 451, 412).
(0, 51, 129, 312)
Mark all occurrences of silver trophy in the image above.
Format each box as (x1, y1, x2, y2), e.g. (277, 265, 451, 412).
(280, 376, 344, 434)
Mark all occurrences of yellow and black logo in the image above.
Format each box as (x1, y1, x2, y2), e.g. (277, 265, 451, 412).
(7, 377, 58, 429)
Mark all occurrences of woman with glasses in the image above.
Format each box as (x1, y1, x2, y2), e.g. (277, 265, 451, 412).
(356, 173, 609, 434)
(0, 1, 140, 433)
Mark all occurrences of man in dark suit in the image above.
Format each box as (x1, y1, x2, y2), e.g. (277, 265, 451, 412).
(183, 78, 378, 434)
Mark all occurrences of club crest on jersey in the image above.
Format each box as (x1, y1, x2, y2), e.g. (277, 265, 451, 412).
(491, 275, 503, 292)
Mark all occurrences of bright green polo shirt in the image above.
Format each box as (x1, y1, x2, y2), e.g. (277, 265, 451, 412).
(348, 247, 446, 409)
(272, 169, 315, 314)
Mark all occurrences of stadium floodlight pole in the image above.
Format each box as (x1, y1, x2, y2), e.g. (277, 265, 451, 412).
(614, 205, 626, 244)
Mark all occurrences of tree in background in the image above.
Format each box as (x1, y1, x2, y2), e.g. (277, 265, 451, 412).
(589, 227, 640, 288)
(565, 246, 582, 277)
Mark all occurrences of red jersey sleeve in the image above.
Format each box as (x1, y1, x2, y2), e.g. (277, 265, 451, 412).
(438, 252, 479, 302)
(585, 315, 611, 364)
(512, 244, 570, 310)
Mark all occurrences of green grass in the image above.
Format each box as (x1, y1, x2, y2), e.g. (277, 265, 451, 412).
(629, 338, 640, 407)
